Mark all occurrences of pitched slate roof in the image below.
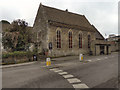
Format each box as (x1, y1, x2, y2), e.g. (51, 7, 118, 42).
(92, 25, 105, 40)
(39, 4, 95, 32)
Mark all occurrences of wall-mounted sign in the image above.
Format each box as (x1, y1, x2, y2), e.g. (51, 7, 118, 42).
(49, 42, 52, 50)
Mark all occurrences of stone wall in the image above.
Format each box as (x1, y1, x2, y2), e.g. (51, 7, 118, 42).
(110, 41, 119, 52)
(95, 45, 100, 55)
(33, 5, 49, 53)
(91, 40, 112, 55)
(2, 56, 33, 65)
(2, 23, 11, 32)
(2, 54, 47, 65)
(47, 25, 95, 56)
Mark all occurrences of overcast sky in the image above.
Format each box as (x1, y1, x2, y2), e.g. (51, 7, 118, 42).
(0, 0, 119, 38)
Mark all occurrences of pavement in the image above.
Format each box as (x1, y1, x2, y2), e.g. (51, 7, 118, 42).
(2, 52, 118, 88)
(2, 52, 118, 68)
(1, 61, 37, 69)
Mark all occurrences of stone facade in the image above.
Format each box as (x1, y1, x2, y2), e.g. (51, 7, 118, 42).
(33, 4, 49, 53)
(47, 25, 95, 56)
(92, 40, 111, 55)
(33, 4, 111, 56)
(107, 35, 120, 52)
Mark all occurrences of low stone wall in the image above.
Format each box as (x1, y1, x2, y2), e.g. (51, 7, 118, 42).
(2, 54, 47, 65)
(2, 56, 33, 65)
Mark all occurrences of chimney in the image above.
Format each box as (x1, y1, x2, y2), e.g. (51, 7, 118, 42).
(40, 3, 42, 5)
(66, 9, 68, 12)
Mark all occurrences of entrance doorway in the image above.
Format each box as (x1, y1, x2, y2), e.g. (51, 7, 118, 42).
(100, 45, 104, 55)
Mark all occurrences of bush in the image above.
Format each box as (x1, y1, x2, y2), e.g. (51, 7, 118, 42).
(2, 51, 35, 58)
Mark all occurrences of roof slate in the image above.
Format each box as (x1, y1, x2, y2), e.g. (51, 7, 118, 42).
(92, 25, 105, 40)
(40, 4, 94, 31)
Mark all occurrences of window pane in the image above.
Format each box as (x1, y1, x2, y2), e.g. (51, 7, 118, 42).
(69, 31, 72, 48)
(56, 30, 61, 48)
(88, 35, 90, 48)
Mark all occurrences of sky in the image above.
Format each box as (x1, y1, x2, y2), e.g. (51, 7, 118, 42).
(0, 0, 119, 38)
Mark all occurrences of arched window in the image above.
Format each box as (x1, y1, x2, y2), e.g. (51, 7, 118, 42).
(56, 30, 61, 48)
(88, 35, 90, 48)
(69, 32, 72, 48)
(79, 34, 82, 48)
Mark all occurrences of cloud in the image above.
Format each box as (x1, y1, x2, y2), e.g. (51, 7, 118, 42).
(0, 0, 118, 38)
(0, 0, 41, 24)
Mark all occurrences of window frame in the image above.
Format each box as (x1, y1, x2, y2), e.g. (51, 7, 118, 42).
(69, 31, 72, 48)
(56, 30, 61, 48)
(88, 34, 91, 48)
(79, 33, 82, 48)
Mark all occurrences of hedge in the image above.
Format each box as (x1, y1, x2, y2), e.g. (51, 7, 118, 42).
(2, 51, 35, 58)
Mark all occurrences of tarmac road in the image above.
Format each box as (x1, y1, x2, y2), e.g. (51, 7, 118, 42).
(53, 52, 118, 88)
(2, 52, 118, 88)
(2, 62, 73, 88)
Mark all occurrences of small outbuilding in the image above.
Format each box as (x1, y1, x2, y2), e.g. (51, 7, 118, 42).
(91, 25, 111, 55)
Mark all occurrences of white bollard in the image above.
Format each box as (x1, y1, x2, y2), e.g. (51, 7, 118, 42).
(79, 54, 83, 61)
(46, 58, 51, 66)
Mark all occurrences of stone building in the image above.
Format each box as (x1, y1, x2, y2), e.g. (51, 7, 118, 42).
(1, 20, 11, 32)
(106, 35, 120, 52)
(33, 4, 111, 56)
(1, 20, 11, 52)
(92, 26, 111, 55)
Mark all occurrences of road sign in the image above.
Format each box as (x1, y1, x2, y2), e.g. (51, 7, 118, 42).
(49, 42, 52, 50)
